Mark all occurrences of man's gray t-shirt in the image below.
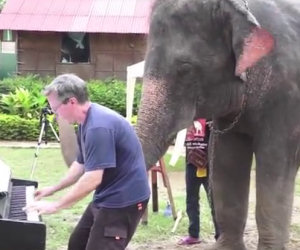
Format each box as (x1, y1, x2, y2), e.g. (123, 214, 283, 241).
(77, 103, 150, 208)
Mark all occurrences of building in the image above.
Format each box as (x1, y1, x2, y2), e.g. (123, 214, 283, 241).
(0, 0, 153, 80)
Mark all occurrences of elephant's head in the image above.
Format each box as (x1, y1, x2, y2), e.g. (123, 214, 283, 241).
(137, 0, 274, 168)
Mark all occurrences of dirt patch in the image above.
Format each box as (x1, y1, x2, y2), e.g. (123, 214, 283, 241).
(129, 171, 300, 250)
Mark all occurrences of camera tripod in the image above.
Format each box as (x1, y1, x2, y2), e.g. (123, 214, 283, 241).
(30, 108, 60, 179)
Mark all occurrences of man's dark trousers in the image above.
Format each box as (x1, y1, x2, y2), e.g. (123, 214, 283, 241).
(185, 163, 219, 239)
(68, 199, 148, 250)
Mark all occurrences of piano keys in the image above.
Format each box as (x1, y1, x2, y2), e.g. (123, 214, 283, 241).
(0, 159, 46, 250)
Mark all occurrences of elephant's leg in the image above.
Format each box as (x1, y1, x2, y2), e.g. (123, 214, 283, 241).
(255, 142, 298, 250)
(208, 132, 253, 250)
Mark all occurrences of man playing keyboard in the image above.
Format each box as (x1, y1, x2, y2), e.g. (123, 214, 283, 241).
(24, 74, 150, 250)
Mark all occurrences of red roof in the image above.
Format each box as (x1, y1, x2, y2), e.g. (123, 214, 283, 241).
(0, 0, 154, 33)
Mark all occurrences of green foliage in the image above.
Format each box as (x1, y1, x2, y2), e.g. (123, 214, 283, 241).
(0, 75, 49, 118)
(0, 74, 48, 94)
(0, 114, 58, 141)
(87, 79, 142, 116)
(88, 79, 126, 115)
(1, 87, 47, 118)
(0, 75, 142, 119)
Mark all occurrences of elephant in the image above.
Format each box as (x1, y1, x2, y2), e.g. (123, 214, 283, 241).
(136, 0, 300, 249)
(56, 116, 78, 167)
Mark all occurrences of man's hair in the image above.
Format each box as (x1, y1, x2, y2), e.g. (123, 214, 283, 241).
(43, 74, 88, 104)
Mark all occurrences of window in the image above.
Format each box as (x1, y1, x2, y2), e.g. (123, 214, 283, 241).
(61, 32, 90, 63)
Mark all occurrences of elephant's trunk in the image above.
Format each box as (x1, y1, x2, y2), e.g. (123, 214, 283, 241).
(56, 116, 78, 167)
(136, 78, 169, 169)
(136, 77, 193, 169)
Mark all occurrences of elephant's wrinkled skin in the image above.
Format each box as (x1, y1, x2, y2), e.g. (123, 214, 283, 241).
(136, 0, 300, 249)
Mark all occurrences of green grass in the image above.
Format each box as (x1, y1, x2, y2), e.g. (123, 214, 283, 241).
(163, 153, 185, 172)
(131, 191, 216, 245)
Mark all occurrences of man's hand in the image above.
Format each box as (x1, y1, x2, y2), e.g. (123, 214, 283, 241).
(23, 200, 60, 215)
(35, 186, 56, 200)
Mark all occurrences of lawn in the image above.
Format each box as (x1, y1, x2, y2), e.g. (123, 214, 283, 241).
(0, 147, 215, 250)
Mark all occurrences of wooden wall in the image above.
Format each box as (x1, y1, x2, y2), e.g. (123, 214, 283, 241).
(17, 31, 147, 80)
(90, 33, 146, 80)
(18, 31, 59, 77)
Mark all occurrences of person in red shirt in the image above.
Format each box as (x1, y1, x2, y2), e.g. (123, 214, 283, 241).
(178, 118, 219, 245)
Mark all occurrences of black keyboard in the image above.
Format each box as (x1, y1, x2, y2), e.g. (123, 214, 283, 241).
(0, 161, 46, 250)
(9, 185, 28, 220)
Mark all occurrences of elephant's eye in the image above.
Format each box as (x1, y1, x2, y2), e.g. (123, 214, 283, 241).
(177, 62, 192, 75)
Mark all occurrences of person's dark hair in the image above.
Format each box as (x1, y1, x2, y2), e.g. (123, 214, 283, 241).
(43, 74, 88, 104)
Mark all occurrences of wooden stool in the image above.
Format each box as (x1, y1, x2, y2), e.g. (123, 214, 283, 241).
(141, 158, 177, 225)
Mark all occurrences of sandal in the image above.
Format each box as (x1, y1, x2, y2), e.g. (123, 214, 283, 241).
(178, 236, 201, 245)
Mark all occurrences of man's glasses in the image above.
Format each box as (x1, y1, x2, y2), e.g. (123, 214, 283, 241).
(51, 98, 70, 113)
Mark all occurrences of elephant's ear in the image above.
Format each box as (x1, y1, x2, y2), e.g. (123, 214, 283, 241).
(223, 0, 274, 77)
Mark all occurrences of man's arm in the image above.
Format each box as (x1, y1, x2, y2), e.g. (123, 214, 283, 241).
(54, 161, 85, 191)
(56, 169, 103, 209)
(35, 161, 85, 200)
(26, 169, 103, 214)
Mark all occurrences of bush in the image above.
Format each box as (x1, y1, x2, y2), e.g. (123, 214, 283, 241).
(0, 114, 59, 141)
(1, 87, 47, 118)
(0, 75, 142, 117)
(87, 79, 142, 117)
(88, 79, 126, 115)
(0, 74, 49, 94)
(0, 75, 49, 117)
